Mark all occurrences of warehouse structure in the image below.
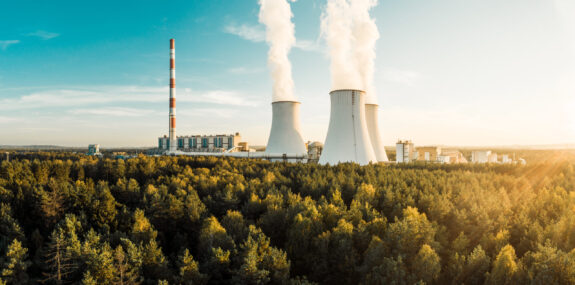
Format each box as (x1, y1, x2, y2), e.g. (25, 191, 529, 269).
(158, 133, 242, 153)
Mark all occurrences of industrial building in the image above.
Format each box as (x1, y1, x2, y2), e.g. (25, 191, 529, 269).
(396, 140, 416, 163)
(87, 144, 101, 156)
(472, 150, 498, 163)
(396, 141, 468, 164)
(416, 146, 441, 162)
(439, 150, 468, 164)
(158, 133, 242, 152)
(415, 146, 468, 164)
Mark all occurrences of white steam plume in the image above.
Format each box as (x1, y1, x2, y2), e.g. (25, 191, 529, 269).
(259, 0, 297, 102)
(322, 0, 381, 104)
(321, 0, 362, 91)
(351, 0, 380, 104)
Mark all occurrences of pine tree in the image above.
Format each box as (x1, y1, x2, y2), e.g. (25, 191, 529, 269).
(1, 239, 31, 284)
(486, 244, 518, 285)
(81, 271, 98, 285)
(411, 244, 441, 284)
(112, 245, 141, 285)
(43, 228, 77, 284)
(141, 240, 169, 281)
(177, 249, 206, 285)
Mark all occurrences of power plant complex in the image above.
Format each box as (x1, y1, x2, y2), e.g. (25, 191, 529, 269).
(158, 39, 389, 165)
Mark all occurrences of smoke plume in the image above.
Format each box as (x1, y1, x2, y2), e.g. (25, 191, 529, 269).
(322, 0, 380, 104)
(259, 0, 297, 102)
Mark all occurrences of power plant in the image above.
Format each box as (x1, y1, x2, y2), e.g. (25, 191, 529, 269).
(157, 38, 390, 165)
(319, 89, 377, 165)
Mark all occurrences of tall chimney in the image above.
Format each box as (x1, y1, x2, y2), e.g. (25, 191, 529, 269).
(169, 39, 177, 152)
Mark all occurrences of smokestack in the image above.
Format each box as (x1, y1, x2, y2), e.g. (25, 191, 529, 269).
(319, 89, 377, 165)
(265, 101, 307, 155)
(169, 39, 177, 153)
(365, 104, 388, 162)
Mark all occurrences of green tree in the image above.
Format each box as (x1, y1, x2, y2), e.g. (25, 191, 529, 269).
(131, 209, 157, 244)
(177, 249, 206, 285)
(141, 240, 169, 281)
(112, 245, 141, 285)
(1, 239, 31, 284)
(411, 244, 441, 284)
(486, 244, 519, 285)
(234, 226, 290, 284)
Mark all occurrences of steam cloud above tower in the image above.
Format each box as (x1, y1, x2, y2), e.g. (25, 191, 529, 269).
(322, 0, 380, 104)
(259, 0, 297, 102)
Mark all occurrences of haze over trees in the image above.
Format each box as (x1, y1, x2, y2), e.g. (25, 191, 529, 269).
(1, 152, 575, 284)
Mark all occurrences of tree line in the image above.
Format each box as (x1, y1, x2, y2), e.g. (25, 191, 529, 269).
(1, 152, 575, 284)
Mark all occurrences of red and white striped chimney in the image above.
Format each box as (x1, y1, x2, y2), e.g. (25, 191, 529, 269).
(169, 39, 177, 152)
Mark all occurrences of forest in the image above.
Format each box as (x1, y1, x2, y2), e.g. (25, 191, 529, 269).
(1, 151, 575, 284)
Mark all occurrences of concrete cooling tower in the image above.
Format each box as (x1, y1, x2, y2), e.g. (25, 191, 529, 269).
(365, 104, 389, 162)
(319, 89, 377, 165)
(265, 101, 307, 156)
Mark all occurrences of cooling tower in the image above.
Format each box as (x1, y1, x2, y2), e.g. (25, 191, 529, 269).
(265, 101, 307, 155)
(319, 89, 377, 165)
(365, 104, 389, 162)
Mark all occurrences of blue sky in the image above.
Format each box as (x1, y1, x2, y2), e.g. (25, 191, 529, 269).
(1, 0, 574, 147)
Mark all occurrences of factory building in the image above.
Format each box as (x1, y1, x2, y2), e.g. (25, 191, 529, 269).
(87, 144, 102, 156)
(396, 140, 416, 163)
(440, 150, 468, 164)
(416, 146, 441, 162)
(415, 147, 467, 164)
(472, 150, 499, 163)
(158, 133, 242, 152)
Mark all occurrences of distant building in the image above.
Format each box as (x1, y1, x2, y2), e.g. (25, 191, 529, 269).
(396, 140, 416, 163)
(307, 141, 324, 162)
(158, 133, 242, 152)
(87, 144, 101, 156)
(472, 150, 491, 163)
(416, 146, 467, 164)
(488, 153, 499, 163)
(416, 146, 441, 162)
(441, 150, 468, 164)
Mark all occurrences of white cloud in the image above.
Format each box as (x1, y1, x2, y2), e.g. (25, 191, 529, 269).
(0, 40, 20, 50)
(69, 107, 156, 117)
(224, 24, 266, 42)
(179, 107, 239, 119)
(0, 116, 16, 123)
(227, 67, 265, 75)
(294, 39, 322, 52)
(26, 30, 60, 40)
(382, 68, 421, 85)
(0, 86, 262, 111)
(182, 89, 261, 106)
(224, 23, 322, 52)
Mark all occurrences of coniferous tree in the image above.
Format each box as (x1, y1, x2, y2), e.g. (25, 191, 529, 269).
(177, 249, 206, 285)
(1, 239, 31, 284)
